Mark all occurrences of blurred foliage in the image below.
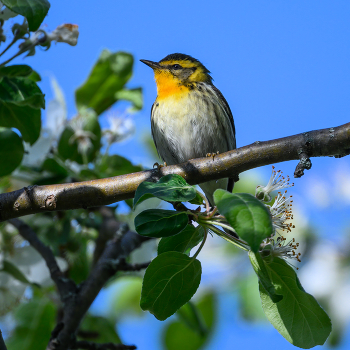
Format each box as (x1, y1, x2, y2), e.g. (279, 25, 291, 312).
(2, 0, 50, 31)
(163, 292, 216, 350)
(6, 296, 56, 350)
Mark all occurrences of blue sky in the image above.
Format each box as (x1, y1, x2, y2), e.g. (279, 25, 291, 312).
(4, 1, 350, 349)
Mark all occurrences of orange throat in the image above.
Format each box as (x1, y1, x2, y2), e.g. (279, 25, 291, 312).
(154, 70, 189, 100)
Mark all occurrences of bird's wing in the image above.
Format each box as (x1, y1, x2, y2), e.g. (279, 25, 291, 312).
(211, 85, 236, 149)
(211, 85, 236, 193)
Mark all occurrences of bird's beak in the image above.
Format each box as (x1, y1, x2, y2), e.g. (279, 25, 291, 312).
(140, 59, 161, 70)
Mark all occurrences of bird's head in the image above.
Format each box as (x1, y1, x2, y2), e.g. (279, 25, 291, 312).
(141, 53, 212, 98)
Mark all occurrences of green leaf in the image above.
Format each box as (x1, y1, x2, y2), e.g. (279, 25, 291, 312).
(98, 154, 142, 177)
(107, 276, 143, 318)
(0, 76, 45, 109)
(0, 259, 31, 284)
(189, 192, 204, 205)
(0, 128, 24, 176)
(2, 0, 50, 31)
(158, 225, 204, 255)
(27, 70, 41, 82)
(6, 297, 55, 350)
(135, 209, 188, 238)
(248, 251, 282, 303)
(115, 87, 143, 110)
(0, 65, 32, 78)
(214, 190, 273, 252)
(134, 174, 197, 207)
(140, 251, 202, 320)
(164, 293, 216, 350)
(75, 50, 138, 115)
(259, 258, 332, 348)
(0, 102, 41, 144)
(41, 157, 69, 177)
(79, 314, 121, 344)
(0, 74, 44, 145)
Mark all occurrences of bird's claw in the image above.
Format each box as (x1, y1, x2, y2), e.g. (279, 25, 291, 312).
(153, 162, 167, 170)
(206, 151, 220, 160)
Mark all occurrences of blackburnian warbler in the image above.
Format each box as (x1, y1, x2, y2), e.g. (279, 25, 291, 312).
(141, 53, 236, 205)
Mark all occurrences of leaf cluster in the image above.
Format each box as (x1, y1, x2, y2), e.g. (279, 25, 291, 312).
(133, 174, 332, 348)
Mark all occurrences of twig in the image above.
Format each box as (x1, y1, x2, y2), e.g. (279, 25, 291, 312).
(0, 122, 349, 222)
(118, 259, 150, 271)
(72, 341, 136, 350)
(8, 219, 77, 301)
(92, 207, 121, 265)
(294, 151, 312, 178)
(0, 330, 7, 350)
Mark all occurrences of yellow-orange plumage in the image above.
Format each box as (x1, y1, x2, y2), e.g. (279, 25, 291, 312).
(154, 70, 190, 100)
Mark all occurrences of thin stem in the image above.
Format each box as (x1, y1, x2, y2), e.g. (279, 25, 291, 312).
(192, 227, 208, 259)
(204, 221, 247, 245)
(197, 191, 210, 213)
(200, 220, 235, 233)
(207, 224, 249, 251)
(213, 215, 226, 220)
(0, 36, 17, 58)
(200, 206, 218, 220)
(0, 47, 26, 67)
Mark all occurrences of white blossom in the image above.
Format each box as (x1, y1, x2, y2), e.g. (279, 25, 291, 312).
(69, 114, 96, 161)
(256, 166, 294, 202)
(265, 236, 301, 264)
(103, 112, 135, 145)
(19, 23, 79, 54)
(46, 24, 79, 46)
(269, 190, 294, 233)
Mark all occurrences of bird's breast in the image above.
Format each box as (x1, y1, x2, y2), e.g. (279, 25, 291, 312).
(151, 87, 232, 164)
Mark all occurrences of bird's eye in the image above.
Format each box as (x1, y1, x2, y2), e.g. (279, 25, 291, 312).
(172, 64, 182, 70)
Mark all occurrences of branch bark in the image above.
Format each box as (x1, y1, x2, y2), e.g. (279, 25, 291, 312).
(1, 122, 349, 222)
(72, 341, 136, 349)
(0, 330, 7, 350)
(9, 218, 77, 301)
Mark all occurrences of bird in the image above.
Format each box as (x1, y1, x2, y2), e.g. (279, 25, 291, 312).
(140, 53, 236, 206)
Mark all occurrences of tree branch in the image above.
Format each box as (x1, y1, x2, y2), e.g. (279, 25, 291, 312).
(47, 224, 150, 350)
(1, 122, 349, 222)
(8, 218, 77, 301)
(0, 330, 7, 350)
(72, 341, 136, 350)
(117, 259, 151, 271)
(92, 207, 121, 266)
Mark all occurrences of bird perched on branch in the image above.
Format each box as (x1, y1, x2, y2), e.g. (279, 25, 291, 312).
(141, 53, 236, 206)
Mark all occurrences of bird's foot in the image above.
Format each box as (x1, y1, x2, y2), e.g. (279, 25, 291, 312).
(153, 162, 167, 170)
(206, 151, 220, 161)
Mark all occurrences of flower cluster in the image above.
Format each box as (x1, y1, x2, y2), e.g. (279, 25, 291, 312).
(256, 166, 300, 264)
(256, 166, 294, 202)
(69, 113, 96, 162)
(18, 23, 79, 57)
(267, 236, 301, 263)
